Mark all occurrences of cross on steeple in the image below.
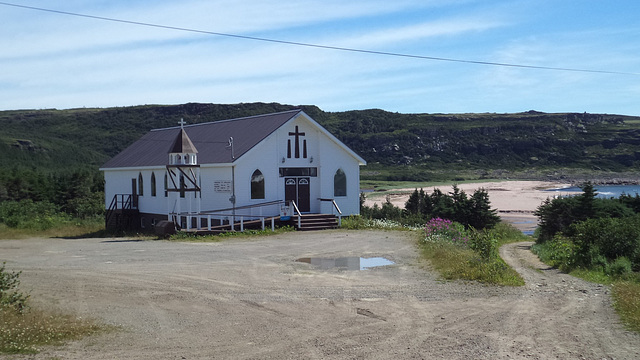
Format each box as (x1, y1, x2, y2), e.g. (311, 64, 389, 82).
(179, 118, 186, 129)
(288, 126, 306, 158)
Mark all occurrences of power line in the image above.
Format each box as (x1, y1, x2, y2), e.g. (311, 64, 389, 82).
(1, 1, 638, 76)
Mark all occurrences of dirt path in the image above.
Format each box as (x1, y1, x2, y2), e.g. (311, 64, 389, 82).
(1, 233, 639, 359)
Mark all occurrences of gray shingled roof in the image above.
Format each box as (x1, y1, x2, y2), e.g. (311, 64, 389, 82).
(101, 110, 301, 169)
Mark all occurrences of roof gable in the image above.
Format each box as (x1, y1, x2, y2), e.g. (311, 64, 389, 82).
(101, 110, 301, 169)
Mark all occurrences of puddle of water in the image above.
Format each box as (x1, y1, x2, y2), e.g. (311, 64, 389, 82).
(297, 257, 394, 270)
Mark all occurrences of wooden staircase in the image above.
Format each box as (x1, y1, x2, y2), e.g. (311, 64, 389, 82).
(293, 214, 339, 231)
(105, 194, 140, 231)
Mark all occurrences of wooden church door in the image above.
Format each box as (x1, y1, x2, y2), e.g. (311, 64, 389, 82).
(285, 177, 310, 212)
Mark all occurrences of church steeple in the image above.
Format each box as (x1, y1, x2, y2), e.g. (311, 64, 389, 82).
(169, 119, 198, 165)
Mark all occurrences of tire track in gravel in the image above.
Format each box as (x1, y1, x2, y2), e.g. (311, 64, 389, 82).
(2, 234, 640, 359)
(498, 241, 640, 359)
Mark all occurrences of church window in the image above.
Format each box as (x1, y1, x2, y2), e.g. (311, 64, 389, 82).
(180, 174, 185, 198)
(151, 172, 157, 197)
(251, 169, 265, 199)
(334, 169, 347, 197)
(164, 173, 168, 197)
(138, 173, 144, 196)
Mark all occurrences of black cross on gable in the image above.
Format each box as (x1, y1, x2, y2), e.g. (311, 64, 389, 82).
(288, 125, 306, 158)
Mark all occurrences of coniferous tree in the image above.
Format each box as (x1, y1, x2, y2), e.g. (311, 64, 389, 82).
(450, 185, 471, 224)
(577, 181, 597, 221)
(468, 189, 500, 229)
(419, 188, 432, 217)
(404, 189, 421, 215)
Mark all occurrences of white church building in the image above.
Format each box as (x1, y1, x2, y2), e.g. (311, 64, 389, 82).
(100, 110, 366, 232)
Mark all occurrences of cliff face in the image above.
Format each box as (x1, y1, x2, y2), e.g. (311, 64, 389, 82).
(1, 103, 639, 174)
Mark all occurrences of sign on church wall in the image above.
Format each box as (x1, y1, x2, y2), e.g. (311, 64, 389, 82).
(214, 180, 232, 193)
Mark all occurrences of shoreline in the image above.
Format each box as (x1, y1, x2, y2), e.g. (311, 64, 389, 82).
(363, 180, 578, 233)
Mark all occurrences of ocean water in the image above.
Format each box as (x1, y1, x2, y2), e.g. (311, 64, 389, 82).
(545, 184, 640, 198)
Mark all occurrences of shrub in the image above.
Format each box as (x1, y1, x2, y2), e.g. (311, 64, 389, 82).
(0, 262, 29, 313)
(607, 257, 633, 277)
(532, 235, 577, 271)
(422, 218, 469, 245)
(535, 182, 636, 243)
(468, 229, 498, 261)
(571, 215, 640, 270)
(0, 200, 70, 230)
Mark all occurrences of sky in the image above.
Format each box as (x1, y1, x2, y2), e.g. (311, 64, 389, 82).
(1, 0, 639, 115)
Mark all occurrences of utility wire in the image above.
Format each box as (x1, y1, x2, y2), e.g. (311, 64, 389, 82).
(1, 1, 638, 76)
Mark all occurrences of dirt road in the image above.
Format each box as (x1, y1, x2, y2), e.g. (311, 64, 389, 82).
(1, 231, 639, 359)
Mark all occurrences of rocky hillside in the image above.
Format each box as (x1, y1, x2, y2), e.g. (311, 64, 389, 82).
(2, 104, 640, 181)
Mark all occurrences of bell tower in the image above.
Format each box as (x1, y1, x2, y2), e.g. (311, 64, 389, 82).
(166, 119, 201, 229)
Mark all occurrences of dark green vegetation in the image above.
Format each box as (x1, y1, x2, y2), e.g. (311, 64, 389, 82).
(361, 185, 500, 229)
(533, 183, 640, 331)
(0, 263, 104, 354)
(2, 103, 640, 181)
(0, 262, 29, 313)
(535, 182, 640, 272)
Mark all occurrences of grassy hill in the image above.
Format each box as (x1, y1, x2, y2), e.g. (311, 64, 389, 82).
(2, 103, 640, 185)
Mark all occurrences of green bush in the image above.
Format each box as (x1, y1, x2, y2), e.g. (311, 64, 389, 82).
(571, 215, 640, 270)
(532, 235, 577, 271)
(607, 257, 633, 277)
(0, 262, 29, 313)
(362, 186, 500, 230)
(535, 182, 637, 243)
(469, 229, 498, 261)
(0, 200, 70, 230)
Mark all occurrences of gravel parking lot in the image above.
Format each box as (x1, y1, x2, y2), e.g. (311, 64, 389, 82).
(1, 230, 639, 359)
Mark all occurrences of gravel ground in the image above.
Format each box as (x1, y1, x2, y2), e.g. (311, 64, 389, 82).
(1, 230, 639, 359)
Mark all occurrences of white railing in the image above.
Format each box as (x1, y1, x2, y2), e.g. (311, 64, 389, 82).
(290, 200, 302, 229)
(170, 200, 286, 232)
(319, 198, 342, 226)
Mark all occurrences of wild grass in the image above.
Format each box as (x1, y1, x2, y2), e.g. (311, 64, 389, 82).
(0, 306, 106, 354)
(340, 216, 421, 231)
(0, 217, 104, 240)
(420, 241, 524, 286)
(0, 263, 107, 354)
(419, 230, 526, 286)
(611, 281, 640, 332)
(167, 225, 296, 242)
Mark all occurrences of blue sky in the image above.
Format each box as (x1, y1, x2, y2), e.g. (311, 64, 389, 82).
(1, 0, 639, 114)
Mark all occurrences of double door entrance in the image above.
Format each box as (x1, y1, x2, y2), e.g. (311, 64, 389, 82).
(285, 177, 310, 212)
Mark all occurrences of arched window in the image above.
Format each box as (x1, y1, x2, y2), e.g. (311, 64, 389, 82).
(151, 172, 157, 197)
(180, 174, 185, 198)
(251, 169, 265, 199)
(164, 173, 168, 197)
(334, 169, 346, 197)
(138, 173, 144, 196)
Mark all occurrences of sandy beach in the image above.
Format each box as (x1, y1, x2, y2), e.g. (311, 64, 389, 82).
(363, 181, 576, 233)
